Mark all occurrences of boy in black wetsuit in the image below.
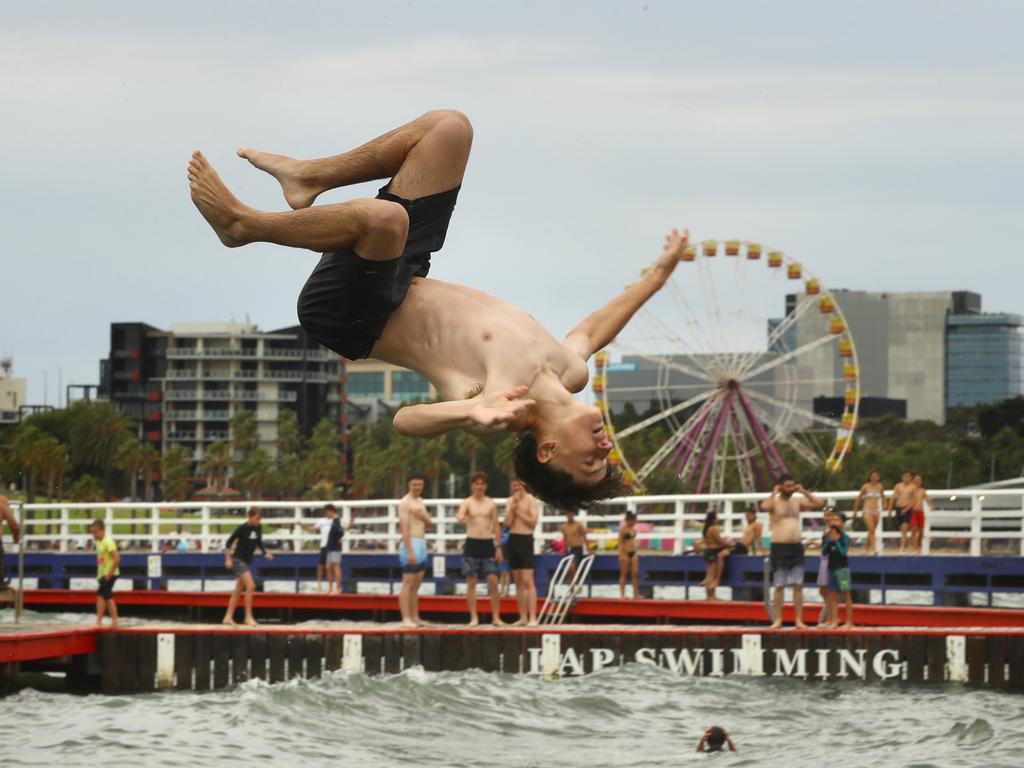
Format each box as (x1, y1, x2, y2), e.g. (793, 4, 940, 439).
(224, 509, 274, 626)
(822, 511, 853, 629)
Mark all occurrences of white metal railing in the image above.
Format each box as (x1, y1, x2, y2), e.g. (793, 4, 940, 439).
(4, 489, 1023, 558)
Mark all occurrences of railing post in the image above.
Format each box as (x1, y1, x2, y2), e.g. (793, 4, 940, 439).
(151, 506, 160, 553)
(536, 501, 546, 553)
(342, 505, 351, 555)
(201, 506, 211, 553)
(435, 503, 446, 554)
(723, 499, 735, 539)
(387, 503, 397, 554)
(970, 494, 982, 557)
(293, 506, 302, 553)
(60, 507, 69, 553)
(673, 499, 684, 555)
(922, 513, 932, 556)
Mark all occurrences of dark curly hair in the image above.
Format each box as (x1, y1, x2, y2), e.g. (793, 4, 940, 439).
(512, 432, 629, 511)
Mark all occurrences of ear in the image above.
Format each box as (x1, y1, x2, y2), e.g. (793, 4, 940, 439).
(536, 439, 556, 464)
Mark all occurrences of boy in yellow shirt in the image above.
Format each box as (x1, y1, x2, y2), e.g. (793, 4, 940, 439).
(90, 519, 120, 627)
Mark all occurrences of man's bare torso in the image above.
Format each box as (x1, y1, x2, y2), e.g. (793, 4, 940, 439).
(399, 495, 429, 538)
(462, 495, 498, 540)
(374, 278, 589, 407)
(562, 521, 586, 548)
(770, 498, 802, 544)
(740, 520, 762, 547)
(893, 482, 915, 509)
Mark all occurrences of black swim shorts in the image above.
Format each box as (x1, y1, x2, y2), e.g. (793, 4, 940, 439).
(507, 533, 536, 571)
(97, 575, 118, 600)
(297, 183, 461, 360)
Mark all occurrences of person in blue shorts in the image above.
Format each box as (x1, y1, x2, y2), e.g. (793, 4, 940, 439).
(398, 475, 433, 627)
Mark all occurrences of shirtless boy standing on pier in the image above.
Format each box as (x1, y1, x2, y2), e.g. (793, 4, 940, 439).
(761, 475, 824, 629)
(398, 475, 432, 628)
(888, 471, 916, 554)
(187, 109, 690, 512)
(458, 472, 505, 626)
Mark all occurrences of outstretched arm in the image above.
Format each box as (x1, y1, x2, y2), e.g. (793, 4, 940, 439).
(393, 387, 535, 438)
(564, 228, 689, 360)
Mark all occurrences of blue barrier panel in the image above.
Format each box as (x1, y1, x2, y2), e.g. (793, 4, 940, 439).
(5, 552, 1024, 605)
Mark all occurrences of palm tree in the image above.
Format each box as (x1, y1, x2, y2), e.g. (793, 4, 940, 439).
(349, 423, 385, 498)
(161, 445, 192, 501)
(230, 410, 258, 461)
(454, 431, 483, 479)
(115, 437, 147, 500)
(277, 408, 302, 456)
(138, 443, 159, 501)
(490, 433, 517, 481)
(201, 440, 232, 492)
(416, 437, 449, 498)
(40, 439, 70, 502)
(9, 424, 50, 503)
(237, 449, 274, 499)
(68, 401, 130, 499)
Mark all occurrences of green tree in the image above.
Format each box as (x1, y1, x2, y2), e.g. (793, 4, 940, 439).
(139, 443, 160, 501)
(40, 439, 70, 502)
(490, 433, 517, 481)
(201, 440, 232, 492)
(277, 408, 302, 456)
(9, 424, 51, 503)
(304, 419, 344, 496)
(237, 448, 275, 499)
(114, 436, 148, 500)
(416, 437, 449, 498)
(161, 445, 192, 501)
(68, 401, 131, 499)
(454, 432, 483, 479)
(68, 474, 103, 503)
(230, 410, 258, 461)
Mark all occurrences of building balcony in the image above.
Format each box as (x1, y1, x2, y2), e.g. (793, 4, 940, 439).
(165, 390, 199, 401)
(166, 347, 335, 361)
(201, 409, 230, 420)
(165, 410, 197, 420)
(201, 430, 230, 441)
(167, 431, 197, 441)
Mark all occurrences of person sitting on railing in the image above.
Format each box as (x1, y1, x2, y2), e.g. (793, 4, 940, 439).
(731, 507, 763, 556)
(0, 495, 21, 591)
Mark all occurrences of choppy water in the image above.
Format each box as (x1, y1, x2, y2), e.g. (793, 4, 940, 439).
(4, 664, 1024, 767)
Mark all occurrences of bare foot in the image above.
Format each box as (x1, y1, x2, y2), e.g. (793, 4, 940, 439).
(237, 148, 321, 209)
(794, 621, 809, 630)
(492, 618, 508, 627)
(109, 620, 118, 629)
(511, 618, 527, 627)
(187, 151, 250, 247)
(842, 622, 855, 630)
(768, 621, 783, 630)
(401, 619, 418, 628)
(222, 617, 236, 627)
(527, 619, 539, 627)
(244, 618, 259, 627)
(468, 617, 479, 627)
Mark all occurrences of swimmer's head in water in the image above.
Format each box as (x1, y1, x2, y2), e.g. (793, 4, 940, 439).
(513, 431, 628, 511)
(705, 726, 727, 752)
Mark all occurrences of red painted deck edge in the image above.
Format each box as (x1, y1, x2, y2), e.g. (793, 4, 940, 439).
(20, 590, 1024, 628)
(0, 627, 97, 663)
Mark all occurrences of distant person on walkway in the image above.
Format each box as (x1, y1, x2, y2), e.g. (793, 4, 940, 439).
(505, 478, 539, 626)
(761, 475, 824, 629)
(731, 507, 763, 555)
(0, 496, 20, 591)
(618, 511, 641, 599)
(89, 519, 120, 628)
(561, 508, 590, 580)
(223, 508, 274, 626)
(323, 504, 345, 594)
(700, 511, 730, 601)
(457, 472, 506, 626)
(303, 504, 336, 592)
(398, 475, 432, 627)
(822, 511, 854, 629)
(852, 469, 885, 555)
(696, 725, 736, 753)
(910, 474, 932, 555)
(888, 471, 916, 554)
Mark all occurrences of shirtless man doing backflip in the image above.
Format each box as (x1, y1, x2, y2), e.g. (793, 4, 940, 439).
(188, 110, 690, 512)
(761, 475, 824, 629)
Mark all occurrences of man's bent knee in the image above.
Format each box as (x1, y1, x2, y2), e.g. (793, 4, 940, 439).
(425, 109, 473, 147)
(357, 199, 409, 261)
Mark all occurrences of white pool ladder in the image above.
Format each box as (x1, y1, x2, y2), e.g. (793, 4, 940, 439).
(538, 553, 597, 625)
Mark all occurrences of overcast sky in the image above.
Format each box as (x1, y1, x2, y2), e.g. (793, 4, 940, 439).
(2, 0, 1021, 405)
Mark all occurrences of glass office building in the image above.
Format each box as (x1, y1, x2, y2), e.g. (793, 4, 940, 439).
(946, 313, 1024, 409)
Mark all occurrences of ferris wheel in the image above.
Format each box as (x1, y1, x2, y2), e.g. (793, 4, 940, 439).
(593, 238, 859, 495)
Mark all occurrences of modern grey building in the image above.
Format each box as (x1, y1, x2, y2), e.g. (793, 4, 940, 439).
(946, 313, 1024, 409)
(101, 321, 341, 470)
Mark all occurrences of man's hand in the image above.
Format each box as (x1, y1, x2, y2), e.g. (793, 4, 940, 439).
(468, 386, 535, 429)
(265, 553, 274, 561)
(225, 556, 233, 570)
(407, 552, 416, 566)
(653, 227, 690, 274)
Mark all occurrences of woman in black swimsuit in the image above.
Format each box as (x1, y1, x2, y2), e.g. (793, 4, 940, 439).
(700, 511, 731, 601)
(618, 511, 640, 599)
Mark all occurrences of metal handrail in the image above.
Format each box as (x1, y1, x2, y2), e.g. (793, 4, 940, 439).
(538, 555, 574, 624)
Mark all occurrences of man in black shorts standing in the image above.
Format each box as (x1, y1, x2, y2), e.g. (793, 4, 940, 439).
(505, 478, 539, 626)
(188, 111, 691, 513)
